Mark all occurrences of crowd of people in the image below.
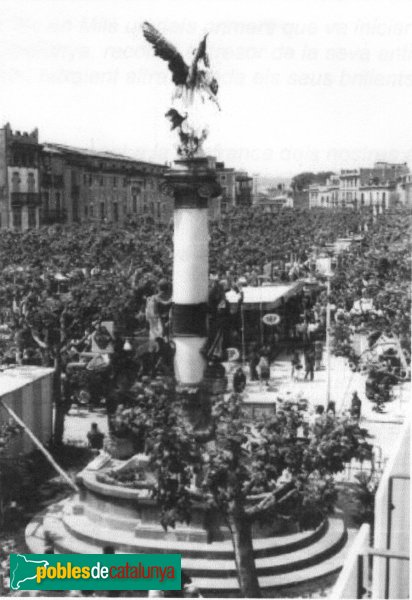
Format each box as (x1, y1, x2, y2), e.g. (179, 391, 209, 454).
(0, 205, 410, 406)
(0, 204, 410, 597)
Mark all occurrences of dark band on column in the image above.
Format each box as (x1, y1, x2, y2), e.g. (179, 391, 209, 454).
(172, 303, 208, 337)
(174, 196, 209, 209)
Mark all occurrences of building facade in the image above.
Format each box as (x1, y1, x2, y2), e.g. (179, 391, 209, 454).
(40, 143, 171, 227)
(0, 124, 254, 230)
(235, 171, 253, 206)
(255, 184, 294, 212)
(216, 161, 236, 212)
(0, 124, 42, 231)
(397, 173, 412, 207)
(308, 162, 409, 211)
(216, 161, 253, 211)
(0, 124, 172, 231)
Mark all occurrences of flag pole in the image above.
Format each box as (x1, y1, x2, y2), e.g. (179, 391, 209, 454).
(0, 399, 79, 492)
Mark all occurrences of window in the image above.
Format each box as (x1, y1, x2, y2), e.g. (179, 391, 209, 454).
(83, 174, 87, 185)
(100, 202, 105, 219)
(113, 203, 119, 222)
(11, 171, 20, 192)
(12, 209, 22, 229)
(89, 205, 94, 218)
(27, 172, 35, 193)
(55, 192, 61, 213)
(28, 207, 36, 228)
(123, 177, 128, 188)
(113, 177, 117, 188)
(43, 191, 49, 213)
(132, 195, 137, 213)
(100, 176, 104, 187)
(89, 175, 93, 187)
(84, 205, 88, 217)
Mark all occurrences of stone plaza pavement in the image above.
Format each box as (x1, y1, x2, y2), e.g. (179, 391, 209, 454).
(228, 351, 410, 465)
(64, 351, 410, 467)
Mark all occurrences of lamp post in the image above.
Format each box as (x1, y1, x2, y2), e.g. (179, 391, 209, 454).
(325, 274, 332, 410)
(316, 256, 333, 410)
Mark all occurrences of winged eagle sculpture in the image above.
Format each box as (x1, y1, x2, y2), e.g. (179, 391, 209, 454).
(142, 22, 220, 158)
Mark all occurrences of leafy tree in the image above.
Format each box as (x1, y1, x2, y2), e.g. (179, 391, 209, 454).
(0, 265, 144, 444)
(291, 171, 335, 192)
(0, 420, 22, 526)
(112, 385, 372, 597)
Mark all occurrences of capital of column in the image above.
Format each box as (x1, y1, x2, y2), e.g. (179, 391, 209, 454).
(162, 157, 222, 209)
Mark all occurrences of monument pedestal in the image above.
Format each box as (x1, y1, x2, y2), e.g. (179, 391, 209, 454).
(26, 460, 351, 596)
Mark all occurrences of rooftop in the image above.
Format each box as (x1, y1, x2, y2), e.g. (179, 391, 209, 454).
(42, 143, 167, 170)
(0, 366, 54, 397)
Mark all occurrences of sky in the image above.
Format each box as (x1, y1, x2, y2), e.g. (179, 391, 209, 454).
(0, 0, 411, 178)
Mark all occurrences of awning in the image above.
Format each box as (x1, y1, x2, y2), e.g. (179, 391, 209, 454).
(226, 281, 305, 310)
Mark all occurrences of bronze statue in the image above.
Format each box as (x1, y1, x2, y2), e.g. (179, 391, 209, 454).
(142, 22, 220, 158)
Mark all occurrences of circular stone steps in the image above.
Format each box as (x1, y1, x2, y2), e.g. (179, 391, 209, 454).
(26, 492, 354, 596)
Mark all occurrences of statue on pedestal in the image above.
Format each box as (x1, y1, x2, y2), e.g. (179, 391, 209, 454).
(142, 22, 220, 158)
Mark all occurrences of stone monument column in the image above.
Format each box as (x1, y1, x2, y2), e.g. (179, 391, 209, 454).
(164, 156, 221, 387)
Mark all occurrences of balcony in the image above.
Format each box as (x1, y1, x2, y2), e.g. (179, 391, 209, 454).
(41, 209, 67, 225)
(10, 192, 41, 207)
(41, 174, 64, 188)
(333, 419, 410, 598)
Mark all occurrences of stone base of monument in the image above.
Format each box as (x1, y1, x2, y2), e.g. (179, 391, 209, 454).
(26, 456, 356, 596)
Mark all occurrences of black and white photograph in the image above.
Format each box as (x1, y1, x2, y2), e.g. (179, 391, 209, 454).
(0, 0, 410, 598)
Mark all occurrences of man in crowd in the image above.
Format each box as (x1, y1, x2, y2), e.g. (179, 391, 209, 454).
(87, 422, 105, 451)
(304, 345, 315, 382)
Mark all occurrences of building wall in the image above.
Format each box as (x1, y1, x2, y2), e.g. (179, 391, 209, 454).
(405, 178, 412, 207)
(235, 172, 253, 206)
(339, 171, 360, 206)
(40, 145, 170, 226)
(292, 189, 310, 209)
(216, 164, 236, 211)
(396, 174, 412, 207)
(372, 419, 410, 598)
(0, 128, 9, 229)
(0, 124, 41, 231)
(0, 368, 54, 456)
(308, 167, 409, 211)
(358, 186, 392, 210)
(1, 130, 252, 227)
(7, 166, 40, 229)
(40, 153, 66, 224)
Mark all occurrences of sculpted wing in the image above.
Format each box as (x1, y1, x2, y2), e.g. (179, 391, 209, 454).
(193, 35, 209, 68)
(142, 22, 188, 86)
(188, 35, 209, 85)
